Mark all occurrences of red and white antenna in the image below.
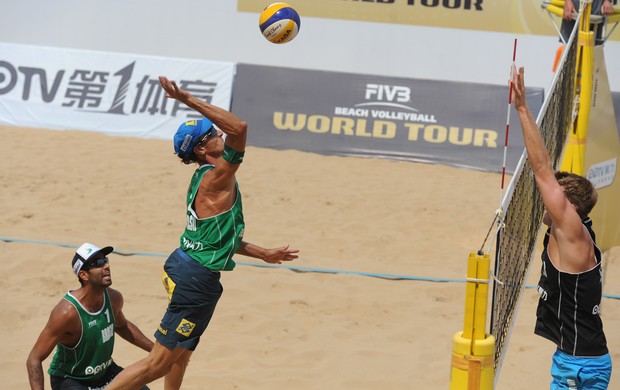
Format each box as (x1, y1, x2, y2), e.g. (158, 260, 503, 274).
(479, 38, 518, 255)
(499, 38, 518, 208)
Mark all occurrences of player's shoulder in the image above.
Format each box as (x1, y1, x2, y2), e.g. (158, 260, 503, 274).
(106, 287, 123, 300)
(552, 205, 585, 237)
(106, 287, 124, 308)
(50, 297, 79, 324)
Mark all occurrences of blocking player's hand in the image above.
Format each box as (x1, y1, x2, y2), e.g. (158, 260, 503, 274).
(510, 66, 527, 111)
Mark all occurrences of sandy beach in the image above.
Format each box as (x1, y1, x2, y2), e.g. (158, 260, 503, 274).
(1, 125, 618, 389)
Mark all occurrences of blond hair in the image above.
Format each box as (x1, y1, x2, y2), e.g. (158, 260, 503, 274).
(555, 171, 598, 219)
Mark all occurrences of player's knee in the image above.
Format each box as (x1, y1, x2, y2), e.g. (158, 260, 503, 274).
(150, 359, 176, 379)
(177, 354, 191, 369)
(142, 353, 177, 379)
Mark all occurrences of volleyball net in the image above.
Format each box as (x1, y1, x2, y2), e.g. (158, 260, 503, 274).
(488, 23, 579, 381)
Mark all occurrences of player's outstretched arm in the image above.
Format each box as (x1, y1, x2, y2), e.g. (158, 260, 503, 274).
(236, 241, 300, 264)
(158, 76, 248, 152)
(511, 66, 572, 225)
(511, 66, 592, 272)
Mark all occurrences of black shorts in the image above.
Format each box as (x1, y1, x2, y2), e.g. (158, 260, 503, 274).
(155, 248, 223, 351)
(50, 361, 149, 390)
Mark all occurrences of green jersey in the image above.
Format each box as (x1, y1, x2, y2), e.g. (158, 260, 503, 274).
(180, 164, 245, 271)
(48, 289, 115, 381)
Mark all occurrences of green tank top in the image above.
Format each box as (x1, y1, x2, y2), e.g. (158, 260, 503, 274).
(180, 164, 245, 271)
(48, 289, 115, 381)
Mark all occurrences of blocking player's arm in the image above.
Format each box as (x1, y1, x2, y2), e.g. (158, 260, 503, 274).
(108, 288, 153, 353)
(511, 67, 585, 245)
(26, 301, 79, 390)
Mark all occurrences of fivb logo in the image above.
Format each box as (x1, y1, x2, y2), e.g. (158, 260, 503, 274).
(365, 84, 411, 103)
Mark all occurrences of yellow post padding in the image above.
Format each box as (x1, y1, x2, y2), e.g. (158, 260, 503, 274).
(451, 332, 495, 390)
(546, 4, 564, 17)
(561, 20, 595, 174)
(462, 253, 491, 340)
(450, 253, 495, 389)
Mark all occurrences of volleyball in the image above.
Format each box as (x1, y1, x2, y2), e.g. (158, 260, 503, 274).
(259, 3, 301, 44)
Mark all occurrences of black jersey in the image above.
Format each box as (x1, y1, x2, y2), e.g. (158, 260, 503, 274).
(534, 218, 608, 357)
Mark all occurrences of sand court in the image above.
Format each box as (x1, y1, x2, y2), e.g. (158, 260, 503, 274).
(1, 125, 618, 389)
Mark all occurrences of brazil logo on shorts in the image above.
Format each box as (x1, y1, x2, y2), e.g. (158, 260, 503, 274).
(176, 319, 196, 337)
(162, 271, 176, 302)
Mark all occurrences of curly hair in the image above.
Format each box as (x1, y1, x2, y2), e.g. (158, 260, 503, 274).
(555, 171, 598, 219)
(177, 152, 198, 165)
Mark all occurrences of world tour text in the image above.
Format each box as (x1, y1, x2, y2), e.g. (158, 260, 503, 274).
(272, 112, 498, 147)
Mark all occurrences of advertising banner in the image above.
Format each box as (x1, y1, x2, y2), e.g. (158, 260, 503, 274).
(233, 63, 544, 173)
(239, 0, 606, 38)
(0, 42, 235, 139)
(585, 47, 620, 249)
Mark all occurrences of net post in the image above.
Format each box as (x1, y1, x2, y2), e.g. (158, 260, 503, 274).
(450, 253, 495, 389)
(561, 5, 595, 175)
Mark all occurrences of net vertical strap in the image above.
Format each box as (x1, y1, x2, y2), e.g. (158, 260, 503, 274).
(489, 32, 578, 381)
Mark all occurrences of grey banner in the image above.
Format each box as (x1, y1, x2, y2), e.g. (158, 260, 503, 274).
(232, 64, 544, 173)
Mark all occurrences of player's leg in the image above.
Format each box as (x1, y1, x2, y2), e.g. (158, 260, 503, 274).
(50, 375, 89, 390)
(164, 349, 193, 390)
(105, 342, 187, 390)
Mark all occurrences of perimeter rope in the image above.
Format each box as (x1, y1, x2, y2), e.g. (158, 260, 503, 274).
(3, 236, 619, 300)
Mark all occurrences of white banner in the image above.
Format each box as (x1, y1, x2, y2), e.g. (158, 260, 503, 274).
(0, 42, 235, 139)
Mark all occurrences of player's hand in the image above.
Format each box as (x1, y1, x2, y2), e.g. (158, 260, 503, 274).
(262, 245, 299, 264)
(510, 66, 527, 111)
(563, 1, 575, 20)
(602, 0, 614, 15)
(158, 76, 191, 103)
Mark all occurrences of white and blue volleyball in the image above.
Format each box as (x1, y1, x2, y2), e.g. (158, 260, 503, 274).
(259, 3, 301, 44)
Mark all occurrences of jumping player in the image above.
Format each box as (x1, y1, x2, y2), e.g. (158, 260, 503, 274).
(106, 76, 299, 390)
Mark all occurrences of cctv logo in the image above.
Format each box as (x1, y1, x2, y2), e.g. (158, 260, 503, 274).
(365, 84, 411, 103)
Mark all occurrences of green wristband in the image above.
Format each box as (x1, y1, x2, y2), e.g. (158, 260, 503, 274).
(222, 144, 245, 164)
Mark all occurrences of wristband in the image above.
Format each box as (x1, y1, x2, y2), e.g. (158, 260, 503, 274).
(222, 144, 245, 164)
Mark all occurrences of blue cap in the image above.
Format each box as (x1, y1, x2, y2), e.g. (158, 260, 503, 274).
(173, 118, 214, 157)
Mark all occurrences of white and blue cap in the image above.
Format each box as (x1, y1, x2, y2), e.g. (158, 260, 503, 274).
(71, 242, 114, 275)
(173, 118, 215, 157)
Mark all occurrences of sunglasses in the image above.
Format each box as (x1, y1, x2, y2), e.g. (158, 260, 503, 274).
(195, 127, 217, 147)
(85, 257, 109, 270)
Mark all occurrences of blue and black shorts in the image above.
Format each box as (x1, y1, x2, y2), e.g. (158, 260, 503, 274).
(155, 248, 223, 351)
